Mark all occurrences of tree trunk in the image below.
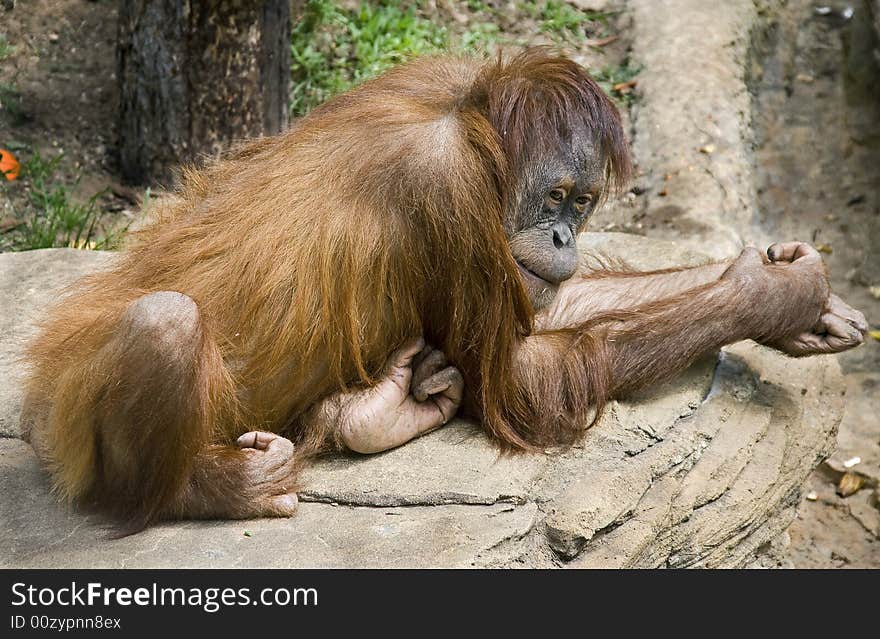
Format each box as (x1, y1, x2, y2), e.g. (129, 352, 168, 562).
(117, 0, 291, 187)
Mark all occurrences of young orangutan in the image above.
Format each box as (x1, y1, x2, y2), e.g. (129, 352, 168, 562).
(21, 49, 868, 530)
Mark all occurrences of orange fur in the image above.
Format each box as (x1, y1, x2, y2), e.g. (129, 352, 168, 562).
(21, 49, 631, 524)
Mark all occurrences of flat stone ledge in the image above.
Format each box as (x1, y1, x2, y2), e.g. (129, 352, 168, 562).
(0, 233, 844, 568)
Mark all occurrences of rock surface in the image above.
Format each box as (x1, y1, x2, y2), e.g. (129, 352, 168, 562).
(628, 0, 772, 257)
(0, 249, 117, 438)
(0, 236, 844, 568)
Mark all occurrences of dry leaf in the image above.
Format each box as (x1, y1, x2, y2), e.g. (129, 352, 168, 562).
(837, 472, 865, 498)
(0, 148, 20, 181)
(658, 188, 668, 197)
(612, 80, 637, 94)
(585, 35, 619, 47)
(868, 330, 880, 342)
(815, 243, 833, 254)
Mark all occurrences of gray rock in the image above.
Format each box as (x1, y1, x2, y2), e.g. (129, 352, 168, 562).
(571, 342, 844, 568)
(0, 438, 538, 568)
(301, 419, 549, 507)
(0, 249, 116, 438)
(0, 235, 844, 568)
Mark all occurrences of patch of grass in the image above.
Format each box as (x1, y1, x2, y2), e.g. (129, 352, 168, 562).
(519, 1, 613, 41)
(460, 21, 504, 52)
(465, 0, 491, 11)
(0, 34, 14, 61)
(291, 0, 450, 116)
(2, 152, 118, 251)
(289, 1, 628, 115)
(592, 62, 641, 105)
(537, 0, 587, 38)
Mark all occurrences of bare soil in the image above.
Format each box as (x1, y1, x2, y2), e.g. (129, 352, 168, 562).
(751, 0, 880, 567)
(0, 1, 118, 189)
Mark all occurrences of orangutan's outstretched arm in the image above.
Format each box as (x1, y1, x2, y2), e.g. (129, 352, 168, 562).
(538, 260, 731, 329)
(527, 243, 867, 402)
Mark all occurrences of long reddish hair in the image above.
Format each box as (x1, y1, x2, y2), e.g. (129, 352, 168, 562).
(23, 49, 631, 516)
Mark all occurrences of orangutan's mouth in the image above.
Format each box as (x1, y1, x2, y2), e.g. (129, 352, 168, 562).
(515, 261, 557, 290)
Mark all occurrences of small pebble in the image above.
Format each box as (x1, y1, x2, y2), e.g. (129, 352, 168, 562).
(843, 456, 861, 468)
(805, 491, 818, 501)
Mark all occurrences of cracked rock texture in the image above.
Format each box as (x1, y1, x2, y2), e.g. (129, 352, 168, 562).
(0, 235, 843, 568)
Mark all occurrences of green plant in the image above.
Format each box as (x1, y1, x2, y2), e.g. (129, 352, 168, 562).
(288, 1, 628, 115)
(592, 62, 641, 105)
(3, 152, 117, 251)
(0, 34, 14, 61)
(291, 0, 450, 116)
(538, 0, 586, 38)
(461, 21, 503, 51)
(518, 1, 616, 43)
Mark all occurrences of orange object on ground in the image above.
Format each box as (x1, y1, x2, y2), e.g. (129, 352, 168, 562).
(0, 149, 20, 181)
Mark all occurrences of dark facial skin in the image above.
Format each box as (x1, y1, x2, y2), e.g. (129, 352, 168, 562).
(508, 131, 606, 310)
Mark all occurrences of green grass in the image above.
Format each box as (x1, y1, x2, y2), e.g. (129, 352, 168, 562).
(290, 1, 620, 116)
(291, 0, 451, 116)
(535, 0, 587, 38)
(0, 34, 13, 61)
(592, 62, 642, 105)
(520, 1, 615, 41)
(2, 152, 119, 251)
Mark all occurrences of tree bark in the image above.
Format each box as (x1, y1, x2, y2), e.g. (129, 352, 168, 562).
(117, 0, 291, 187)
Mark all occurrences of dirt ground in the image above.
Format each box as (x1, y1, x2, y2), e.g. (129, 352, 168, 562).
(751, 0, 880, 568)
(0, 1, 121, 207)
(0, 1, 877, 567)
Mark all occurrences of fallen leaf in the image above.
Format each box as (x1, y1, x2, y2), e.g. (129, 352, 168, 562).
(0, 148, 20, 181)
(869, 330, 880, 342)
(815, 243, 833, 254)
(243, 530, 252, 538)
(658, 188, 668, 197)
(585, 35, 619, 47)
(837, 472, 864, 498)
(612, 80, 637, 94)
(868, 286, 880, 300)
